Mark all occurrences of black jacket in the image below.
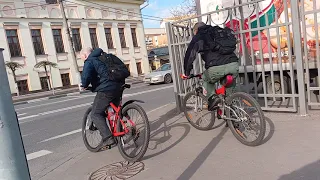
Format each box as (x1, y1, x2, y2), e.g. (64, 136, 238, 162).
(81, 48, 123, 92)
(183, 25, 238, 76)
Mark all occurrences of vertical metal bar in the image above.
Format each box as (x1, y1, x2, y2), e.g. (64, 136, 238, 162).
(283, 0, 297, 109)
(176, 27, 188, 94)
(274, 5, 286, 102)
(166, 23, 182, 112)
(238, 0, 250, 94)
(313, 0, 320, 97)
(256, 3, 268, 107)
(0, 48, 31, 180)
(247, 6, 258, 97)
(291, 0, 308, 115)
(264, 6, 276, 101)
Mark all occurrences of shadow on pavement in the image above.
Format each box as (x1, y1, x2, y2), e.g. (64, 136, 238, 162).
(142, 107, 191, 160)
(261, 117, 275, 145)
(278, 160, 320, 180)
(176, 127, 229, 180)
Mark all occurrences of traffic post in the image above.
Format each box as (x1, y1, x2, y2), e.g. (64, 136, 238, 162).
(0, 48, 31, 180)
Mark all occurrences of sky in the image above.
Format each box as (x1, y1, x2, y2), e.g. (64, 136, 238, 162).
(141, 0, 186, 28)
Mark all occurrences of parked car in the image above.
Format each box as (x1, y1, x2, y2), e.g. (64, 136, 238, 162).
(144, 63, 172, 84)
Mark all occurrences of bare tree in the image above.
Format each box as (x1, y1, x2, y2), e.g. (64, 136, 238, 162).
(34, 61, 58, 91)
(170, 0, 197, 20)
(5, 61, 24, 96)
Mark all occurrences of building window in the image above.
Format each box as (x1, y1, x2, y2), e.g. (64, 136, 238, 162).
(52, 29, 65, 53)
(6, 30, 22, 57)
(45, 0, 57, 4)
(104, 28, 114, 49)
(89, 28, 99, 49)
(40, 77, 50, 90)
(136, 62, 142, 75)
(17, 80, 29, 95)
(71, 28, 82, 52)
(31, 29, 45, 55)
(118, 28, 126, 48)
(61, 73, 71, 87)
(131, 28, 138, 47)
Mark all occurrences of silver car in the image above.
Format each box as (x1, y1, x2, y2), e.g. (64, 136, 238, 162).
(144, 63, 172, 84)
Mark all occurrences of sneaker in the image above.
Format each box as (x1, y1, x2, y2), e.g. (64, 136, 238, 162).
(208, 95, 221, 111)
(99, 136, 116, 150)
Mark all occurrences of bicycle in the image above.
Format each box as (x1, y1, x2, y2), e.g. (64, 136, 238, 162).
(181, 74, 266, 146)
(82, 84, 150, 162)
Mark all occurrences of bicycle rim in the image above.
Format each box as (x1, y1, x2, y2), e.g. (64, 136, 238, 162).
(117, 103, 150, 162)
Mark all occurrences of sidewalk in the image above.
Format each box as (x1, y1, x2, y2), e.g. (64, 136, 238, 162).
(12, 77, 143, 104)
(38, 105, 320, 180)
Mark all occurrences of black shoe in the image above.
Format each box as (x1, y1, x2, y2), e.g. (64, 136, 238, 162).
(100, 136, 116, 148)
(208, 96, 222, 111)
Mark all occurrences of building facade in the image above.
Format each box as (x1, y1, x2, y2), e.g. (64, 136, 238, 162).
(144, 28, 167, 50)
(0, 0, 149, 95)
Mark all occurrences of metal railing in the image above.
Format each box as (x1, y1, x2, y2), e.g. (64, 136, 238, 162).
(166, 0, 320, 115)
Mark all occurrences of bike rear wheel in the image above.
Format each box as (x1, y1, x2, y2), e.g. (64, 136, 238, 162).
(226, 92, 266, 146)
(183, 92, 215, 131)
(117, 103, 150, 162)
(82, 107, 103, 152)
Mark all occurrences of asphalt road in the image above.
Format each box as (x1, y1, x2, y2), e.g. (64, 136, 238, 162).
(15, 83, 174, 179)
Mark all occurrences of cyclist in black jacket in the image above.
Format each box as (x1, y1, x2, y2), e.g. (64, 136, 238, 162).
(183, 22, 239, 110)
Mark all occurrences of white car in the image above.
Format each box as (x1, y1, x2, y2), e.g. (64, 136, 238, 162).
(144, 64, 172, 84)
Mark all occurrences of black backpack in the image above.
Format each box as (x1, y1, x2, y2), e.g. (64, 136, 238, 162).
(98, 52, 130, 82)
(199, 25, 237, 55)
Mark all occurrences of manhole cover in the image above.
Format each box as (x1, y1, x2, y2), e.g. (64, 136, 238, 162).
(89, 161, 144, 180)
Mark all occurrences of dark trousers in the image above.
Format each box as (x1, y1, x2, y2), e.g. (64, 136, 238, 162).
(91, 91, 121, 140)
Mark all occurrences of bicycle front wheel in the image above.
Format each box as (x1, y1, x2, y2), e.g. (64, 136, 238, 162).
(117, 103, 150, 162)
(82, 107, 103, 152)
(183, 92, 215, 131)
(226, 92, 266, 146)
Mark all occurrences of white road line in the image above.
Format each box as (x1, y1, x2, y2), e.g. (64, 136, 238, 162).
(26, 150, 52, 161)
(15, 97, 83, 111)
(147, 103, 173, 114)
(38, 102, 173, 143)
(39, 129, 82, 143)
(19, 115, 39, 121)
(18, 86, 173, 124)
(17, 113, 27, 117)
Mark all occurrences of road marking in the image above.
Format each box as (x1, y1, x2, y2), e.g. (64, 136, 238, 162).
(15, 97, 83, 111)
(26, 150, 52, 161)
(147, 103, 173, 114)
(19, 115, 39, 121)
(39, 129, 82, 143)
(17, 113, 27, 117)
(19, 103, 91, 124)
(38, 102, 174, 143)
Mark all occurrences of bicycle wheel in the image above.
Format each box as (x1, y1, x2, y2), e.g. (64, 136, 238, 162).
(183, 92, 215, 131)
(226, 92, 266, 146)
(117, 103, 150, 162)
(82, 107, 103, 152)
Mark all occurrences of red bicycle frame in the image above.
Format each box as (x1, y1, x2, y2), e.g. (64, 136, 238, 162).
(107, 102, 136, 137)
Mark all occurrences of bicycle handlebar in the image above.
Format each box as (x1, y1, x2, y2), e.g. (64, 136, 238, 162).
(180, 74, 202, 80)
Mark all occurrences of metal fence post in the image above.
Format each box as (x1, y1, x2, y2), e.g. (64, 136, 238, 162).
(166, 23, 182, 112)
(0, 48, 31, 180)
(290, 0, 308, 116)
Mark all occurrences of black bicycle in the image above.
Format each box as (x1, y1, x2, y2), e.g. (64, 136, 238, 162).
(182, 74, 266, 146)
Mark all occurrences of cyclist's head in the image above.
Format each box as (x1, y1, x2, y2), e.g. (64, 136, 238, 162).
(193, 22, 206, 35)
(80, 47, 93, 61)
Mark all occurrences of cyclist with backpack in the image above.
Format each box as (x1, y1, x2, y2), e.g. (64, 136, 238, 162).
(80, 47, 130, 148)
(183, 22, 239, 111)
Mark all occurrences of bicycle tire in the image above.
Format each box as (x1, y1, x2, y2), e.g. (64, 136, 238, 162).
(117, 103, 150, 162)
(226, 92, 266, 146)
(82, 107, 102, 152)
(183, 91, 215, 131)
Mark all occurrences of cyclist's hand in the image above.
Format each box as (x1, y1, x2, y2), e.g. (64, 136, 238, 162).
(180, 74, 188, 80)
